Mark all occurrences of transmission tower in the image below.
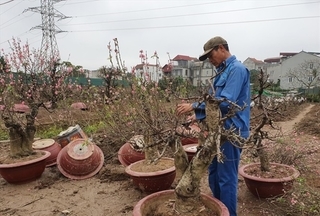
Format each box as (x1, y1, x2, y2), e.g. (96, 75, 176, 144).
(25, 0, 70, 64)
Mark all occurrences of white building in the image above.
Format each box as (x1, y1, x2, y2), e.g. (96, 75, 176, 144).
(265, 51, 320, 90)
(134, 63, 162, 83)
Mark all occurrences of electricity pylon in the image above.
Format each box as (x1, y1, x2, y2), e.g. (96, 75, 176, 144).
(25, 0, 70, 65)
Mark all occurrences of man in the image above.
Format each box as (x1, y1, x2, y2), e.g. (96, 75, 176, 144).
(176, 36, 250, 216)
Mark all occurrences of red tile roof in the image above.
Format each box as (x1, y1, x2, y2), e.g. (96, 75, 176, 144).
(248, 57, 264, 64)
(264, 57, 281, 63)
(279, 52, 298, 57)
(162, 64, 172, 73)
(172, 55, 198, 61)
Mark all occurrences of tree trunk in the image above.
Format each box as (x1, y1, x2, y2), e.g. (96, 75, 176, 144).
(256, 139, 270, 172)
(173, 103, 221, 214)
(3, 104, 39, 158)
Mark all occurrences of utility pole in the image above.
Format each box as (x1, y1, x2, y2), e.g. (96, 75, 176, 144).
(25, 0, 70, 65)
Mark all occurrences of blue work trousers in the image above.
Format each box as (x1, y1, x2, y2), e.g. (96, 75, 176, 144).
(208, 141, 241, 216)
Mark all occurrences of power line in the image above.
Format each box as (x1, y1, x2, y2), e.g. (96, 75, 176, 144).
(0, 0, 22, 14)
(72, 0, 234, 17)
(0, 0, 14, 6)
(60, 1, 320, 26)
(69, 15, 320, 32)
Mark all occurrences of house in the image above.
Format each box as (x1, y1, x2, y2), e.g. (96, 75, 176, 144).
(265, 51, 320, 90)
(243, 57, 267, 71)
(162, 55, 214, 86)
(133, 63, 162, 83)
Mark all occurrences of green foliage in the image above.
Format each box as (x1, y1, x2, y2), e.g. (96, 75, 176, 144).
(83, 121, 106, 135)
(0, 128, 9, 140)
(35, 125, 65, 139)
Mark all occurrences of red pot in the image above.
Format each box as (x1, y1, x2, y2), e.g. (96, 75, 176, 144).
(182, 143, 198, 161)
(239, 162, 300, 198)
(13, 104, 30, 113)
(125, 157, 175, 193)
(32, 138, 62, 167)
(71, 102, 88, 110)
(133, 189, 229, 216)
(57, 138, 104, 180)
(180, 124, 200, 145)
(0, 150, 51, 184)
(118, 142, 145, 166)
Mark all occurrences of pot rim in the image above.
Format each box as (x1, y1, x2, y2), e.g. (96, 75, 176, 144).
(0, 150, 51, 168)
(132, 189, 229, 216)
(125, 157, 175, 177)
(239, 162, 300, 182)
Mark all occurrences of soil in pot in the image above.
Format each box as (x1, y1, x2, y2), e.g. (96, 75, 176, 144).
(133, 189, 229, 216)
(125, 157, 176, 193)
(239, 162, 300, 198)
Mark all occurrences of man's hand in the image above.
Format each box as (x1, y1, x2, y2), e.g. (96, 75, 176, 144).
(176, 103, 193, 116)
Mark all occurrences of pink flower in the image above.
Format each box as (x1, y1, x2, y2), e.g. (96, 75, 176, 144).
(291, 198, 297, 205)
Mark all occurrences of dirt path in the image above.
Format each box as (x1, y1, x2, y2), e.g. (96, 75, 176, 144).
(277, 104, 315, 134)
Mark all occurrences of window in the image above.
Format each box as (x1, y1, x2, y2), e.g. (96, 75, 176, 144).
(185, 69, 188, 76)
(288, 77, 293, 83)
(310, 63, 313, 69)
(308, 76, 313, 82)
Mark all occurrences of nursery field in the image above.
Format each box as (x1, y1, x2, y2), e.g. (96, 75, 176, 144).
(0, 103, 320, 216)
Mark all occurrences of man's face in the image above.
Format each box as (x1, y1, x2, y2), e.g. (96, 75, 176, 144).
(208, 45, 224, 67)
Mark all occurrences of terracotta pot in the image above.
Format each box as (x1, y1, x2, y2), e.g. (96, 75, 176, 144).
(0, 150, 51, 184)
(182, 143, 198, 161)
(57, 138, 104, 180)
(125, 157, 175, 193)
(180, 124, 200, 145)
(56, 124, 88, 148)
(71, 102, 88, 110)
(13, 103, 30, 113)
(133, 189, 229, 216)
(239, 162, 300, 198)
(118, 142, 145, 166)
(32, 138, 62, 167)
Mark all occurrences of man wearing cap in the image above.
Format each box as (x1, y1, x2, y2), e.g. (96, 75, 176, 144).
(176, 36, 250, 216)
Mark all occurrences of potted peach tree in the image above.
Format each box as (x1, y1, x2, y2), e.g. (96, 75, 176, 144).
(238, 70, 300, 198)
(0, 38, 77, 184)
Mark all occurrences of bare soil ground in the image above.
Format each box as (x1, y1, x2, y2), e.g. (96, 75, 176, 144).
(1, 103, 320, 216)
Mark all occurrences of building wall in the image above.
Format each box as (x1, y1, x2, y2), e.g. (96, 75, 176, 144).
(134, 65, 162, 83)
(265, 52, 320, 90)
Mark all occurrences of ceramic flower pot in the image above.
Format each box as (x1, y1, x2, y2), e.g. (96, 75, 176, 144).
(182, 143, 198, 161)
(56, 124, 88, 148)
(71, 102, 88, 110)
(180, 124, 200, 145)
(239, 162, 300, 198)
(57, 138, 104, 180)
(13, 103, 30, 113)
(32, 138, 62, 167)
(118, 142, 145, 166)
(133, 189, 229, 216)
(125, 157, 175, 193)
(0, 150, 51, 184)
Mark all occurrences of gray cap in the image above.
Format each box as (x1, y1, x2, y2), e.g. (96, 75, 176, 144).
(199, 36, 228, 61)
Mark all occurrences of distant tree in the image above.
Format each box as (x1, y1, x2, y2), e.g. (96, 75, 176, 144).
(250, 69, 260, 91)
(286, 60, 320, 94)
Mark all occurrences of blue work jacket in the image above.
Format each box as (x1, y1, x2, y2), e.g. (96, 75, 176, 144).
(192, 55, 250, 138)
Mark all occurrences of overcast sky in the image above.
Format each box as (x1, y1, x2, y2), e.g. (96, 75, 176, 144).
(0, 0, 319, 70)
